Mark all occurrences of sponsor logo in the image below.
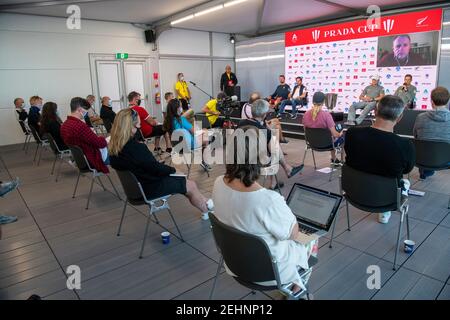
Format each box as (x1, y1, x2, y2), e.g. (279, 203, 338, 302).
(416, 16, 428, 27)
(383, 19, 395, 33)
(292, 34, 298, 43)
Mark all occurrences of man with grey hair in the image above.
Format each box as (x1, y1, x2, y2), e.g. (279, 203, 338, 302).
(345, 95, 415, 224)
(237, 99, 303, 190)
(346, 75, 385, 125)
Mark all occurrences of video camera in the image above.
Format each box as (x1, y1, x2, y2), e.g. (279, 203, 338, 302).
(216, 95, 240, 116)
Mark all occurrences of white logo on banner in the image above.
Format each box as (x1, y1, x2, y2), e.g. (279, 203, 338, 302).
(312, 30, 321, 42)
(417, 16, 428, 26)
(383, 19, 395, 33)
(292, 34, 298, 43)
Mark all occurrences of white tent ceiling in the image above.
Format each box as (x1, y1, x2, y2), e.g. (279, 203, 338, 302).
(0, 0, 447, 36)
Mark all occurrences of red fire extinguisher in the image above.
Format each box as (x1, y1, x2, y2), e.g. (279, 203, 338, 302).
(155, 92, 161, 105)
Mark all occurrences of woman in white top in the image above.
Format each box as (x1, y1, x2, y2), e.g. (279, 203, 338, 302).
(212, 143, 315, 293)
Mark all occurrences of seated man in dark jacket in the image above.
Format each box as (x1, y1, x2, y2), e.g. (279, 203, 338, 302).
(267, 75, 290, 110)
(345, 95, 415, 224)
(100, 96, 116, 133)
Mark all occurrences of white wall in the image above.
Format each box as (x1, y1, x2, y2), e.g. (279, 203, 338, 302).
(0, 13, 155, 146)
(157, 28, 234, 112)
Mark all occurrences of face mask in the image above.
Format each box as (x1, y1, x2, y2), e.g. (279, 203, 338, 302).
(108, 101, 112, 107)
(137, 99, 142, 106)
(56, 110, 61, 118)
(180, 76, 184, 81)
(177, 108, 183, 116)
(80, 109, 88, 118)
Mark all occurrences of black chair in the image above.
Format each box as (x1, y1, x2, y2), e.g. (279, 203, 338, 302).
(18, 120, 32, 153)
(413, 139, 450, 209)
(69, 145, 121, 210)
(394, 109, 426, 136)
(330, 164, 410, 270)
(303, 127, 343, 181)
(44, 133, 72, 182)
(208, 212, 317, 300)
(28, 125, 49, 166)
(114, 170, 184, 258)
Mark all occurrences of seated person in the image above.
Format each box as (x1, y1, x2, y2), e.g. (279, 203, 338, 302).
(86, 95, 103, 126)
(278, 76, 308, 119)
(238, 99, 304, 189)
(128, 91, 172, 153)
(14, 98, 28, 122)
(61, 97, 110, 173)
(40, 102, 68, 151)
(164, 98, 211, 171)
(212, 142, 316, 294)
(100, 96, 116, 133)
(28, 95, 43, 132)
(267, 75, 290, 110)
(413, 86, 450, 180)
(108, 108, 214, 220)
(346, 75, 385, 125)
(394, 74, 417, 109)
(345, 95, 415, 224)
(242, 92, 288, 144)
(163, 92, 174, 119)
(202, 92, 227, 128)
(302, 92, 344, 165)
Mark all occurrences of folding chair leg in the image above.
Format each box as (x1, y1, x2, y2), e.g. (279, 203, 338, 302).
(25, 136, 31, 154)
(405, 210, 410, 240)
(329, 207, 339, 249)
(23, 135, 28, 150)
(33, 144, 39, 162)
(167, 207, 184, 242)
(37, 145, 44, 166)
(97, 176, 106, 191)
(448, 195, 450, 209)
(393, 209, 405, 270)
(86, 176, 95, 210)
(209, 256, 224, 300)
(302, 147, 308, 165)
(346, 199, 351, 231)
(55, 157, 63, 182)
(50, 155, 57, 175)
(72, 172, 81, 198)
(107, 175, 121, 200)
(311, 150, 317, 169)
(139, 214, 152, 259)
(117, 200, 127, 236)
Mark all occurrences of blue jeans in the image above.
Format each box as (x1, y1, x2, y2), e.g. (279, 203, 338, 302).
(278, 98, 307, 116)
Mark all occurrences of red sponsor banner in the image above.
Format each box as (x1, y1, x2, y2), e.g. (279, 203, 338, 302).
(286, 9, 442, 46)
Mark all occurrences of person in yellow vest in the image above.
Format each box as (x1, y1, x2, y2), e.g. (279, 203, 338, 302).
(175, 73, 191, 112)
(202, 92, 227, 128)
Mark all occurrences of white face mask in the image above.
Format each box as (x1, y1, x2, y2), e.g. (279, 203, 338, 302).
(177, 108, 183, 115)
(180, 76, 184, 81)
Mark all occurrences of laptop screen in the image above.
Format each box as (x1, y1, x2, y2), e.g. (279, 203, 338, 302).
(287, 184, 342, 231)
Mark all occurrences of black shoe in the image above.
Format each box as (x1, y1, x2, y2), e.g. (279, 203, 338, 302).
(288, 164, 304, 178)
(166, 148, 172, 153)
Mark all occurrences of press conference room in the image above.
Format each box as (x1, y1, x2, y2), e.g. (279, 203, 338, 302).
(0, 0, 449, 303)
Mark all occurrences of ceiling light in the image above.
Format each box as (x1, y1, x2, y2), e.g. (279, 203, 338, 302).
(194, 5, 224, 17)
(444, 21, 450, 26)
(230, 34, 235, 44)
(171, 14, 194, 25)
(224, 0, 248, 7)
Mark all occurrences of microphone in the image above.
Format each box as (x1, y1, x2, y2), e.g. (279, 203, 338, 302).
(189, 81, 196, 86)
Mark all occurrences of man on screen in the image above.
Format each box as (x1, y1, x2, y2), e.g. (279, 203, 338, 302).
(378, 34, 427, 67)
(394, 74, 417, 109)
(346, 75, 385, 125)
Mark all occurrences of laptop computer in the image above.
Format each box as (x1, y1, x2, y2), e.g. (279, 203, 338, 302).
(286, 183, 343, 244)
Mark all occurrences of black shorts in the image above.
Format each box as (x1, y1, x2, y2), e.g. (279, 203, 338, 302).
(143, 176, 187, 200)
(211, 117, 225, 128)
(149, 124, 165, 137)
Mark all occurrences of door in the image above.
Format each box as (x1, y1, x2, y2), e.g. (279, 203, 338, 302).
(95, 60, 124, 113)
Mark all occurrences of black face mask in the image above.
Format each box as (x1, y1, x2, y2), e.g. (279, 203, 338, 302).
(137, 99, 142, 106)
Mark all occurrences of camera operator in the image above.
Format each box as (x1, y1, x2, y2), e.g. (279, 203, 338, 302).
(202, 92, 228, 128)
(394, 74, 417, 109)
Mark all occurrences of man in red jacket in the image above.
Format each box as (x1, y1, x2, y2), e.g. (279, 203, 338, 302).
(61, 97, 109, 174)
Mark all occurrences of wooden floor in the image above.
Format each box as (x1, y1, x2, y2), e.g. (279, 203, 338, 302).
(0, 138, 449, 300)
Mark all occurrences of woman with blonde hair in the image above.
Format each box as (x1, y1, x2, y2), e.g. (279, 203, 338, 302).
(109, 109, 213, 220)
(302, 92, 344, 164)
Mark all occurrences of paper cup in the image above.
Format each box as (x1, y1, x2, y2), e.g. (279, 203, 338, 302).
(161, 231, 170, 245)
(404, 239, 415, 254)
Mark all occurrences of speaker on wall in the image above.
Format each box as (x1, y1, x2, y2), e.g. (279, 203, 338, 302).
(145, 30, 156, 43)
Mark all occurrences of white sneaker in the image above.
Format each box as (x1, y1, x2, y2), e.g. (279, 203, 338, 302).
(378, 212, 391, 224)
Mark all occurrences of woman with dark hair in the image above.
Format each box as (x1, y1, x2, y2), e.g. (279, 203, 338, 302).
(164, 98, 211, 171)
(212, 139, 316, 294)
(40, 102, 68, 150)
